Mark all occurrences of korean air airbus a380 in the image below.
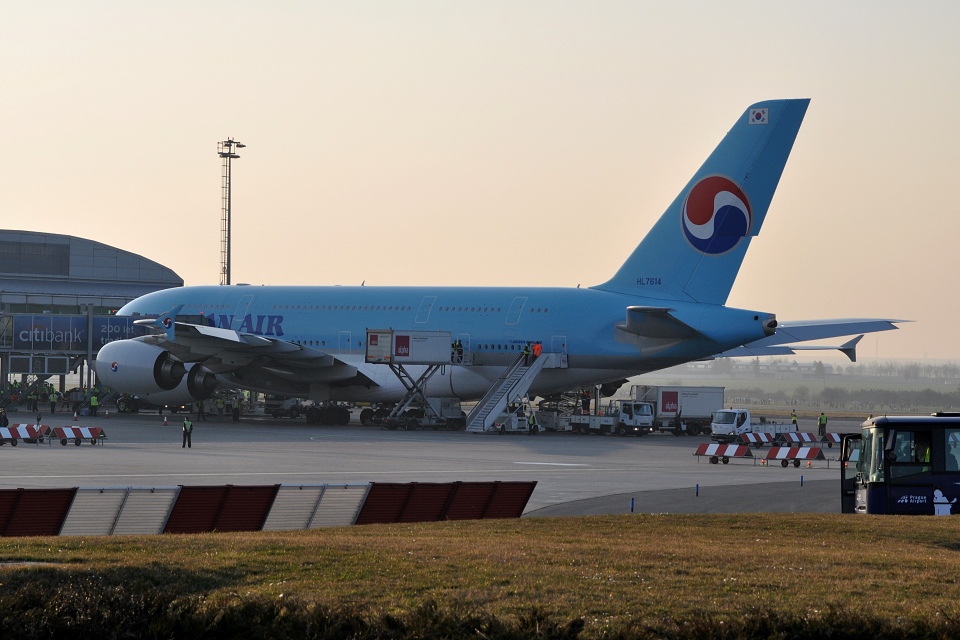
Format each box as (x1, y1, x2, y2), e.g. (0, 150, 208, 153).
(96, 99, 900, 418)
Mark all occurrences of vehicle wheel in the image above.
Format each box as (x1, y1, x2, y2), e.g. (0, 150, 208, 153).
(61, 438, 68, 446)
(75, 438, 82, 446)
(10, 440, 16, 447)
(337, 406, 351, 425)
(305, 407, 321, 424)
(709, 456, 719, 464)
(781, 460, 789, 468)
(90, 438, 97, 445)
(722, 456, 730, 464)
(360, 408, 374, 426)
(579, 424, 590, 435)
(827, 442, 833, 448)
(688, 424, 701, 436)
(271, 411, 280, 418)
(617, 424, 627, 436)
(117, 397, 130, 413)
(793, 459, 802, 468)
(406, 418, 418, 430)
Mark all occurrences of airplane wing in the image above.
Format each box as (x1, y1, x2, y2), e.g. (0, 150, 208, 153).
(716, 319, 906, 362)
(134, 311, 376, 391)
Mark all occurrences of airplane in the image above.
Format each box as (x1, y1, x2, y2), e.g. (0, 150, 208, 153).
(96, 98, 900, 423)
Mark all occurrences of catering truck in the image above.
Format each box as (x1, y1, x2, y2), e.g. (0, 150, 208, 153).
(629, 385, 725, 436)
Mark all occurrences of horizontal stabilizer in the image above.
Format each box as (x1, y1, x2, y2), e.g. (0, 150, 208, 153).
(620, 306, 704, 340)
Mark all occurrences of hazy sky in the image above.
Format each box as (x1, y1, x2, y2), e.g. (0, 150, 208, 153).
(3, 2, 958, 360)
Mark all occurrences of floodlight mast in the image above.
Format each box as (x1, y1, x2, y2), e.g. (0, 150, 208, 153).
(217, 138, 245, 286)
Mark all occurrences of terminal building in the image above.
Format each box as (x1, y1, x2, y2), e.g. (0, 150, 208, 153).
(0, 230, 183, 392)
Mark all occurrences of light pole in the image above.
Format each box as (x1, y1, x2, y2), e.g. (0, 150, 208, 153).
(218, 138, 245, 286)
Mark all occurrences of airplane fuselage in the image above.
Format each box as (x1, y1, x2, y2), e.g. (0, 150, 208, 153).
(109, 283, 774, 402)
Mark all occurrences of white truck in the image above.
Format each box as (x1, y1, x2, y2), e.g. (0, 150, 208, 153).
(709, 408, 797, 443)
(629, 385, 724, 436)
(568, 400, 656, 436)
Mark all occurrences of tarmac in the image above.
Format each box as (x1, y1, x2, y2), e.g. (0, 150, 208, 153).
(0, 409, 861, 517)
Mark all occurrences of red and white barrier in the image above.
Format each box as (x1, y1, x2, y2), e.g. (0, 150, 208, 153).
(762, 446, 825, 467)
(52, 426, 107, 447)
(820, 433, 842, 448)
(0, 424, 49, 446)
(775, 432, 819, 447)
(736, 432, 775, 448)
(694, 443, 753, 464)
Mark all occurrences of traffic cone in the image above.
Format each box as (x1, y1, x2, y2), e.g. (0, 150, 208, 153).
(73, 411, 78, 422)
(163, 415, 168, 426)
(807, 461, 813, 468)
(105, 409, 109, 419)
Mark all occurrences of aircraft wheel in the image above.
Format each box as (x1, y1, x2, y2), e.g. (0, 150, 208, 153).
(305, 407, 321, 424)
(709, 456, 719, 465)
(721, 456, 730, 464)
(781, 460, 789, 468)
(360, 408, 374, 426)
(338, 406, 351, 425)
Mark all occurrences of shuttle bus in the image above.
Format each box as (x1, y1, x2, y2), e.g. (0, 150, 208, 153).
(841, 414, 960, 515)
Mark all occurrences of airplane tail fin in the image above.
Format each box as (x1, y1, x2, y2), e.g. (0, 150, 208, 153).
(593, 99, 809, 304)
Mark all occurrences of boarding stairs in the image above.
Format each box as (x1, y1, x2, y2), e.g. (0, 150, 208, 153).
(465, 353, 551, 432)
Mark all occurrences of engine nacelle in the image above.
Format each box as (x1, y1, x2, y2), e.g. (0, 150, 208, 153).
(96, 338, 222, 405)
(96, 339, 187, 394)
(187, 364, 218, 400)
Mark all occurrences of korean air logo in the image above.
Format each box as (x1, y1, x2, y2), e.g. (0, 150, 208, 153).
(681, 176, 752, 255)
(110, 362, 119, 373)
(162, 318, 173, 329)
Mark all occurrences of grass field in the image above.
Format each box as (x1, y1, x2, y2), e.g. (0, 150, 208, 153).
(2, 514, 960, 638)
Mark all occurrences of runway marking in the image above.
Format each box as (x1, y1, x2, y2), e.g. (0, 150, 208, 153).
(514, 462, 589, 467)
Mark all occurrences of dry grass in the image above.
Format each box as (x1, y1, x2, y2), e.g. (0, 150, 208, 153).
(2, 514, 960, 637)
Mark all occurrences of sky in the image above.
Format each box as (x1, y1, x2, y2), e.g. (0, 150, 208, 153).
(2, 2, 959, 361)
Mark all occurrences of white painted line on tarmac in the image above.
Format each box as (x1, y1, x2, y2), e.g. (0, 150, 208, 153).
(513, 462, 589, 467)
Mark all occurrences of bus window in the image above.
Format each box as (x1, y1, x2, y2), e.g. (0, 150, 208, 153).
(946, 430, 960, 471)
(862, 428, 884, 484)
(886, 429, 932, 478)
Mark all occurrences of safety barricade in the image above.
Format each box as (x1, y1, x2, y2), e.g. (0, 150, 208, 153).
(0, 424, 48, 446)
(735, 432, 775, 448)
(693, 443, 753, 465)
(761, 446, 825, 468)
(52, 426, 107, 447)
(774, 432, 819, 447)
(820, 433, 842, 448)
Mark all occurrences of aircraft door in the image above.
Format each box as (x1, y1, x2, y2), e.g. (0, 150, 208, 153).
(551, 335, 567, 355)
(416, 296, 436, 324)
(506, 297, 527, 325)
(231, 295, 254, 331)
(339, 331, 351, 355)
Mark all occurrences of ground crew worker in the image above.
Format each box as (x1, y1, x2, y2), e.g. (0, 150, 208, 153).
(216, 397, 225, 421)
(182, 416, 194, 448)
(817, 412, 828, 437)
(522, 342, 531, 366)
(89, 393, 99, 417)
(791, 410, 798, 429)
(49, 391, 57, 414)
(532, 342, 542, 359)
(527, 411, 537, 435)
(196, 401, 207, 421)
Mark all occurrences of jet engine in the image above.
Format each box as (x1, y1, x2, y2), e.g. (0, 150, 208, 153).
(96, 339, 222, 403)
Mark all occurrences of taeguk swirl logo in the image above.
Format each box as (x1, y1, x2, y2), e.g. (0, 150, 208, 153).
(681, 176, 752, 255)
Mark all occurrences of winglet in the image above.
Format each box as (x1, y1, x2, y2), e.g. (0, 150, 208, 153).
(839, 335, 863, 363)
(134, 304, 183, 340)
